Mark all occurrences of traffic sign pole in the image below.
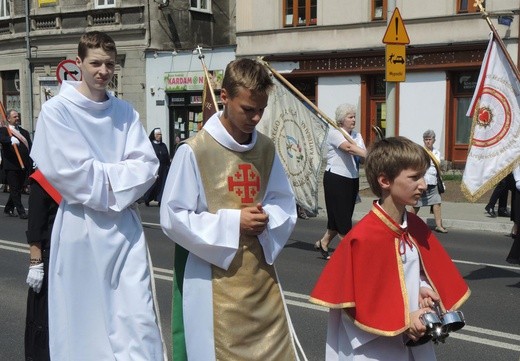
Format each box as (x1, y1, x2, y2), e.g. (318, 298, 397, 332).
(383, 0, 408, 137)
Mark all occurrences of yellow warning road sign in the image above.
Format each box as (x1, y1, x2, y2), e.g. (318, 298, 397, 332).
(385, 44, 406, 82)
(382, 8, 410, 45)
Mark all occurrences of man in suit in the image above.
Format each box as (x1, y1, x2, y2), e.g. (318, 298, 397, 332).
(0, 109, 32, 219)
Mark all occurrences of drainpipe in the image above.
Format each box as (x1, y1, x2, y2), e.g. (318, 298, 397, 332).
(25, 0, 34, 135)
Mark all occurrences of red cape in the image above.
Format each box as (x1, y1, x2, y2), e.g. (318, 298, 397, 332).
(310, 202, 470, 336)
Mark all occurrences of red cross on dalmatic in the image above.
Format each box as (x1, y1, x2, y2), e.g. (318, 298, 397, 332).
(227, 164, 260, 204)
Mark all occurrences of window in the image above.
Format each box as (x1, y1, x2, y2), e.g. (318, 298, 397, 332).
(2, 71, 21, 112)
(372, 0, 386, 20)
(0, 0, 11, 19)
(458, 0, 483, 13)
(190, 0, 211, 13)
(107, 73, 120, 98)
(453, 71, 479, 144)
(283, 0, 317, 27)
(95, 0, 116, 9)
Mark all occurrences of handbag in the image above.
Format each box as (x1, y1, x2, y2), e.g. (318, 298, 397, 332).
(423, 146, 445, 194)
(437, 175, 445, 194)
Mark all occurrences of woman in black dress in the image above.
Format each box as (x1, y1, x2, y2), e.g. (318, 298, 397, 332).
(144, 128, 171, 206)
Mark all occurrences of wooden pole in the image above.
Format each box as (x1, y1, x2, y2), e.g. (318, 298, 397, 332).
(195, 46, 219, 114)
(0, 102, 25, 169)
(259, 58, 355, 144)
(475, 0, 520, 81)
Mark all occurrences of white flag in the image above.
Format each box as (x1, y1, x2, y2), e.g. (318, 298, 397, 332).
(462, 34, 520, 202)
(257, 77, 328, 214)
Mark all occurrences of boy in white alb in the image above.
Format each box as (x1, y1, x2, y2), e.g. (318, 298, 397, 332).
(31, 31, 164, 360)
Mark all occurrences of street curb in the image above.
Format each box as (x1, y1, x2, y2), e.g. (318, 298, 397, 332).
(351, 212, 513, 235)
(310, 210, 514, 235)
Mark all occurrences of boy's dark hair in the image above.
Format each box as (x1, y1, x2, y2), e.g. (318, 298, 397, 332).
(221, 58, 273, 98)
(78, 31, 117, 60)
(365, 136, 430, 198)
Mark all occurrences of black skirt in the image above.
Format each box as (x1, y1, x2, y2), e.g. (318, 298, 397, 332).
(323, 170, 359, 235)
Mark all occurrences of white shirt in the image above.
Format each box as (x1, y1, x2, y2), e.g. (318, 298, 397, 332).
(325, 127, 365, 179)
(424, 148, 441, 186)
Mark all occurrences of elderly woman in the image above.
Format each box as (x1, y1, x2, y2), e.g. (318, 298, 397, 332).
(413, 129, 448, 233)
(315, 103, 366, 259)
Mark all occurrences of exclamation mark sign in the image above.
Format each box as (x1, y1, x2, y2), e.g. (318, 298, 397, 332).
(395, 17, 399, 41)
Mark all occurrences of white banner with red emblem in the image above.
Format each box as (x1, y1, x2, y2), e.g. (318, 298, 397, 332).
(257, 77, 328, 214)
(462, 34, 520, 202)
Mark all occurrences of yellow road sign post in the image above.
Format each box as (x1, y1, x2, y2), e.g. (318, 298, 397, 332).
(385, 44, 406, 82)
(382, 7, 409, 83)
(382, 8, 410, 45)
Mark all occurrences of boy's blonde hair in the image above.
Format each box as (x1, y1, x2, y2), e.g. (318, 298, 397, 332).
(221, 58, 273, 98)
(365, 136, 430, 198)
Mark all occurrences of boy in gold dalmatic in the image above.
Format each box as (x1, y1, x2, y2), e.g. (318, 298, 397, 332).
(160, 58, 302, 360)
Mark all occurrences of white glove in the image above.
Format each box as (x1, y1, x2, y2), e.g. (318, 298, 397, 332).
(26, 263, 44, 293)
(10, 136, 20, 145)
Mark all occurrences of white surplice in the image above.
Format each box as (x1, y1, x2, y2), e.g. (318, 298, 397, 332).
(160, 112, 298, 361)
(31, 81, 164, 361)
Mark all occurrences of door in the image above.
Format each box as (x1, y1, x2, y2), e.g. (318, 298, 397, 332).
(447, 71, 479, 166)
(363, 74, 387, 145)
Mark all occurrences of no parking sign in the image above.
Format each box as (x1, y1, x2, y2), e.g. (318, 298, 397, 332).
(56, 60, 82, 84)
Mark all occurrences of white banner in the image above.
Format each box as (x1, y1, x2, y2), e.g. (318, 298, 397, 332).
(258, 77, 329, 214)
(462, 34, 520, 202)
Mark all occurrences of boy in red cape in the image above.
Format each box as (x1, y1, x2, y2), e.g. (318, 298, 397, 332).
(310, 136, 470, 360)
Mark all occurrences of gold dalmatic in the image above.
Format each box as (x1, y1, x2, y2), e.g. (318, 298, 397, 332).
(186, 130, 296, 361)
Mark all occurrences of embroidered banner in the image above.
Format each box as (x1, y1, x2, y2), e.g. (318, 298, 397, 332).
(202, 70, 219, 124)
(257, 77, 328, 214)
(462, 34, 520, 202)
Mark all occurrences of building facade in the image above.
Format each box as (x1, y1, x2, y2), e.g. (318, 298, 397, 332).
(0, 0, 153, 135)
(236, 0, 519, 167)
(0, 0, 235, 151)
(144, 0, 236, 149)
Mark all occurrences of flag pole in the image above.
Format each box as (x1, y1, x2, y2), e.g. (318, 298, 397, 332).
(195, 46, 219, 115)
(259, 58, 355, 144)
(0, 101, 25, 169)
(475, 0, 520, 81)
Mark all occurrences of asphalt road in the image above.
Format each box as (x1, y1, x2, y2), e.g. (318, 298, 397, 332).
(1, 192, 519, 360)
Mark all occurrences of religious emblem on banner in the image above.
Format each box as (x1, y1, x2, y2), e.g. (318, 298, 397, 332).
(462, 33, 520, 201)
(470, 88, 511, 147)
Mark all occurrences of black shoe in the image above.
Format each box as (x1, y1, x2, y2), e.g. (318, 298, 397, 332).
(4, 210, 16, 217)
(314, 240, 330, 260)
(498, 208, 511, 217)
(297, 205, 309, 220)
(19, 213, 28, 219)
(506, 257, 520, 265)
(484, 205, 497, 217)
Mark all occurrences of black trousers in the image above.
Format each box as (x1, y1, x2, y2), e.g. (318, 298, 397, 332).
(25, 252, 50, 361)
(5, 169, 26, 215)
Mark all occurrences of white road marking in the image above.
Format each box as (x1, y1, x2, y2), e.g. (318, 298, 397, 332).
(1, 238, 519, 352)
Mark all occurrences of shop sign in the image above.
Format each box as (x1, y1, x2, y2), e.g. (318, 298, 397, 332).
(164, 70, 224, 92)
